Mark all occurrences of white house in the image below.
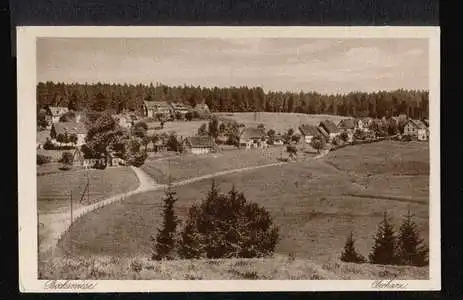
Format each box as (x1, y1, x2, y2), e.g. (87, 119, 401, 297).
(404, 119, 429, 141)
(50, 121, 87, 146)
(298, 124, 322, 144)
(239, 127, 267, 149)
(143, 101, 172, 119)
(185, 136, 216, 155)
(318, 120, 340, 142)
(47, 106, 69, 123)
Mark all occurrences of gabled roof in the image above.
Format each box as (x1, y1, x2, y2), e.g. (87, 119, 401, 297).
(143, 101, 171, 110)
(48, 106, 69, 116)
(187, 136, 215, 148)
(337, 118, 356, 130)
(239, 127, 267, 140)
(52, 121, 87, 135)
(170, 102, 191, 110)
(408, 119, 427, 130)
(195, 103, 210, 110)
(319, 120, 339, 134)
(299, 124, 321, 137)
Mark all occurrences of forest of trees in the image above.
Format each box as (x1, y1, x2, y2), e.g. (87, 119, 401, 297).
(37, 82, 429, 120)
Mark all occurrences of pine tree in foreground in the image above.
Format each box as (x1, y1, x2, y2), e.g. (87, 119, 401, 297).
(152, 184, 179, 260)
(178, 205, 204, 259)
(368, 211, 398, 265)
(340, 231, 366, 263)
(397, 208, 429, 266)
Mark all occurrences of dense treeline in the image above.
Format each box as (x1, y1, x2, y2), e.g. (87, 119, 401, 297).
(37, 82, 429, 119)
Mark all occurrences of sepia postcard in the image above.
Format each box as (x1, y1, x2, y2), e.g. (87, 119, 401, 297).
(17, 26, 440, 292)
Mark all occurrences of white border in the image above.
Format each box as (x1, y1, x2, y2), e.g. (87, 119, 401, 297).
(17, 26, 441, 292)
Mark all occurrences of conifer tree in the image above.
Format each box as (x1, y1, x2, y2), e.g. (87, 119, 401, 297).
(397, 208, 429, 266)
(340, 231, 366, 263)
(152, 184, 179, 260)
(178, 205, 204, 259)
(369, 211, 398, 265)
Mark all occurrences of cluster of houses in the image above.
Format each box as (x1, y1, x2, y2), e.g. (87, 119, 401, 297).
(143, 101, 210, 120)
(39, 103, 430, 168)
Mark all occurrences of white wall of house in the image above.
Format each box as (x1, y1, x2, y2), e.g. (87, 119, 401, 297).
(303, 135, 313, 144)
(404, 123, 417, 136)
(191, 147, 210, 155)
(417, 129, 428, 141)
(77, 134, 86, 146)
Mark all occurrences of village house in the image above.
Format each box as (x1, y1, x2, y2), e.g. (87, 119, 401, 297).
(239, 127, 268, 149)
(273, 134, 285, 145)
(337, 118, 356, 141)
(50, 121, 87, 147)
(194, 103, 210, 114)
(298, 124, 322, 144)
(184, 136, 216, 155)
(170, 102, 191, 118)
(318, 120, 340, 142)
(143, 101, 172, 119)
(47, 106, 69, 124)
(403, 119, 429, 141)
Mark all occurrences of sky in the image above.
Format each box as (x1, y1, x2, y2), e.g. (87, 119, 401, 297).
(37, 38, 429, 95)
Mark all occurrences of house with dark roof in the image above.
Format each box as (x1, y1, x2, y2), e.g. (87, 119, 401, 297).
(184, 136, 216, 155)
(337, 119, 356, 131)
(194, 103, 210, 113)
(318, 120, 340, 141)
(404, 119, 429, 141)
(50, 121, 88, 146)
(298, 124, 322, 144)
(170, 102, 191, 116)
(143, 101, 172, 119)
(239, 127, 267, 149)
(47, 106, 69, 123)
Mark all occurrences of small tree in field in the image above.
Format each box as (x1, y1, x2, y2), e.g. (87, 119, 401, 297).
(340, 231, 366, 263)
(340, 131, 349, 143)
(178, 181, 279, 259)
(198, 123, 208, 136)
(286, 145, 297, 160)
(311, 135, 325, 153)
(369, 212, 398, 265)
(59, 151, 74, 170)
(152, 184, 179, 260)
(397, 209, 429, 266)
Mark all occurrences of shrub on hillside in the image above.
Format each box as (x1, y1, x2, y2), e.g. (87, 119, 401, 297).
(37, 154, 52, 165)
(369, 212, 398, 265)
(401, 134, 413, 142)
(397, 209, 429, 267)
(152, 185, 179, 260)
(178, 181, 280, 259)
(59, 151, 74, 165)
(340, 232, 366, 263)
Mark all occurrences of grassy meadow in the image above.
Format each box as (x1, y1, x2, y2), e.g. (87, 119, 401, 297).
(39, 254, 428, 280)
(37, 167, 139, 214)
(215, 112, 348, 134)
(141, 146, 296, 184)
(55, 140, 429, 270)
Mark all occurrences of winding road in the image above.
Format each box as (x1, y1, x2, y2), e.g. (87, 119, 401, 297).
(39, 150, 331, 256)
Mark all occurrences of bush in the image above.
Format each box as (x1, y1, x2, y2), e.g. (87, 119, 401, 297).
(397, 209, 429, 266)
(340, 232, 366, 263)
(37, 154, 51, 165)
(152, 185, 179, 260)
(128, 151, 148, 167)
(369, 212, 398, 265)
(401, 134, 413, 142)
(59, 151, 74, 166)
(178, 181, 279, 259)
(43, 139, 54, 150)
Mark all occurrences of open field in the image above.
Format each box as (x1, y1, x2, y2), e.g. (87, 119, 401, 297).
(39, 254, 428, 280)
(146, 120, 207, 137)
(215, 112, 348, 134)
(37, 167, 139, 214)
(144, 112, 348, 137)
(56, 140, 429, 270)
(141, 146, 300, 184)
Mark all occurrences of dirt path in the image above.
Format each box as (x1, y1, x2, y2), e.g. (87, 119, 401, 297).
(39, 166, 164, 256)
